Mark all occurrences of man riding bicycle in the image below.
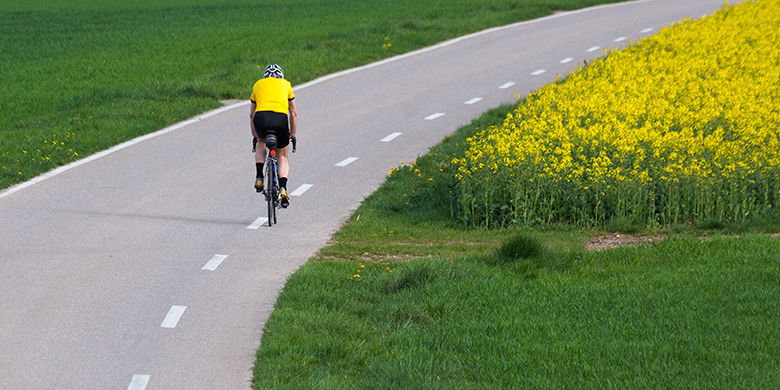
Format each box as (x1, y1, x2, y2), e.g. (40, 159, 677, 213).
(250, 64, 297, 208)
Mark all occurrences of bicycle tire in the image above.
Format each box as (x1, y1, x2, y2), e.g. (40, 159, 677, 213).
(266, 160, 275, 227)
(272, 190, 278, 224)
(272, 160, 278, 224)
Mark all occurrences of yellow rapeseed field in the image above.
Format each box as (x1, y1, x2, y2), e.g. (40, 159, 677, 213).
(455, 0, 780, 227)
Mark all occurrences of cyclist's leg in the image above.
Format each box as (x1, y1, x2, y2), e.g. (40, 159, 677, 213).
(253, 142, 266, 192)
(268, 113, 291, 206)
(253, 113, 270, 166)
(278, 145, 291, 208)
(255, 139, 266, 163)
(252, 114, 270, 191)
(277, 146, 289, 180)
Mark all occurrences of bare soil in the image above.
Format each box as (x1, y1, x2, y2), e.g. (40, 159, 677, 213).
(586, 234, 664, 251)
(587, 232, 779, 251)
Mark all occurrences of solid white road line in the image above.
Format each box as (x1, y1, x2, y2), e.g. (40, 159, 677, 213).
(499, 82, 516, 89)
(614, 36, 627, 42)
(587, 46, 601, 52)
(560, 57, 574, 64)
(464, 97, 483, 105)
(531, 69, 546, 76)
(641, 27, 654, 33)
(335, 157, 358, 167)
(290, 184, 313, 197)
(246, 216, 268, 230)
(424, 113, 445, 120)
(381, 132, 402, 142)
(202, 254, 228, 271)
(161, 306, 187, 329)
(127, 375, 150, 390)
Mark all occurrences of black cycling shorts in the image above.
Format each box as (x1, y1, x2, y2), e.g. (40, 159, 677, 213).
(253, 111, 290, 149)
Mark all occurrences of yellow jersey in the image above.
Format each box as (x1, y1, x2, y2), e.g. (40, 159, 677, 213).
(250, 77, 295, 115)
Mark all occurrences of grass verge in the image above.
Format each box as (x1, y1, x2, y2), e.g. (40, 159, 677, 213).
(253, 105, 780, 388)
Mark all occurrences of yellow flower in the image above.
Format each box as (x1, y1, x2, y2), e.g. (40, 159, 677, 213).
(454, 0, 780, 226)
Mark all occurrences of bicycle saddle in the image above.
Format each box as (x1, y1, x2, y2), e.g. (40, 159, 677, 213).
(264, 134, 277, 149)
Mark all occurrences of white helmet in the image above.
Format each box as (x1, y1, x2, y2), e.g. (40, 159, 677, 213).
(263, 64, 284, 79)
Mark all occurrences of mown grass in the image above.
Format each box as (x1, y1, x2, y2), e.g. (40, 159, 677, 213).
(253, 106, 780, 388)
(256, 237, 779, 388)
(0, 0, 625, 189)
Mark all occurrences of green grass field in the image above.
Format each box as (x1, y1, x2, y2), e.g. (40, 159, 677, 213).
(253, 105, 780, 389)
(0, 0, 624, 189)
(255, 237, 779, 388)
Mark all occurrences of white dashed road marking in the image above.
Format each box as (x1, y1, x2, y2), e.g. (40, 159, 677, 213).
(464, 97, 483, 105)
(290, 184, 313, 197)
(202, 254, 228, 271)
(614, 36, 627, 42)
(499, 82, 515, 89)
(531, 69, 546, 76)
(381, 132, 402, 142)
(335, 157, 358, 167)
(587, 46, 601, 52)
(161, 306, 187, 329)
(424, 113, 445, 120)
(246, 216, 268, 230)
(560, 57, 574, 64)
(127, 375, 150, 390)
(641, 27, 654, 33)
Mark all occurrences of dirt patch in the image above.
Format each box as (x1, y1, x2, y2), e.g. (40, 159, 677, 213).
(586, 234, 664, 252)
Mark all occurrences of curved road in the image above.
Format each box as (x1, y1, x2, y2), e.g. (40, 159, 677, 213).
(0, 0, 725, 388)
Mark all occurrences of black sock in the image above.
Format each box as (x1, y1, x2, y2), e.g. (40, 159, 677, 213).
(256, 163, 264, 178)
(280, 177, 288, 189)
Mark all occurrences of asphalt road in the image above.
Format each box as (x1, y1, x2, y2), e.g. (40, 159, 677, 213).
(0, 0, 727, 388)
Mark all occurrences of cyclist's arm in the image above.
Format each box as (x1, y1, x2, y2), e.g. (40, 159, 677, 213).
(288, 99, 298, 139)
(250, 101, 258, 139)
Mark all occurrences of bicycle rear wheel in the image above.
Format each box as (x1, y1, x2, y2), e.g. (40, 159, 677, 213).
(266, 163, 275, 227)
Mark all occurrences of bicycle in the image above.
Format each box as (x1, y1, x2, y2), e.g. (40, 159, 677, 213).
(253, 135, 296, 227)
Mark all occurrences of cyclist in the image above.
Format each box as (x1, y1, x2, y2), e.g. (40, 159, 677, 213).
(250, 64, 297, 208)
